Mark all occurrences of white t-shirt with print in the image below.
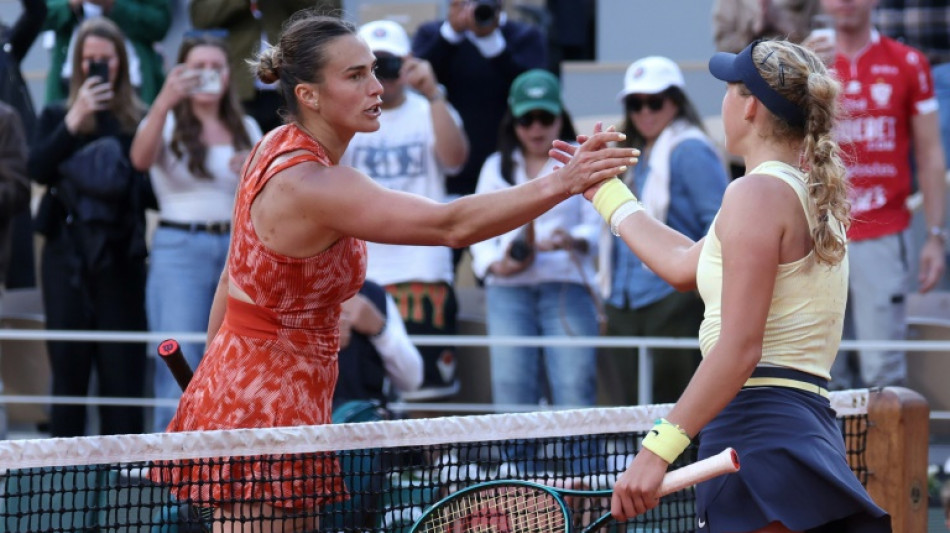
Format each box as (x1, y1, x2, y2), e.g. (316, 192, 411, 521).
(341, 91, 463, 285)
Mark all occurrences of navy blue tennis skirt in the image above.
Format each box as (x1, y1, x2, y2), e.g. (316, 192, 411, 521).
(695, 385, 891, 533)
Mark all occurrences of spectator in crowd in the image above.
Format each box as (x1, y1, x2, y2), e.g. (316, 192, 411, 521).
(341, 20, 468, 398)
(470, 69, 601, 412)
(130, 34, 262, 433)
(808, 0, 946, 389)
(412, 0, 546, 202)
(597, 57, 728, 405)
(333, 279, 424, 409)
(43, 0, 171, 104)
(876, 0, 950, 165)
(712, 0, 821, 53)
(29, 17, 151, 437)
(0, 104, 30, 439)
(2, 0, 46, 291)
(187, 0, 341, 133)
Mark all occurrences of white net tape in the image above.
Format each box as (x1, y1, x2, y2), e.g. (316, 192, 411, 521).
(0, 389, 869, 472)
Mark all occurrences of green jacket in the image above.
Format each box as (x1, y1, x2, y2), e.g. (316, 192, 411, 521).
(44, 0, 171, 104)
(188, 0, 341, 102)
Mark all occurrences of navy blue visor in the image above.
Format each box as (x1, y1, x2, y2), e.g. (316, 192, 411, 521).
(708, 40, 806, 128)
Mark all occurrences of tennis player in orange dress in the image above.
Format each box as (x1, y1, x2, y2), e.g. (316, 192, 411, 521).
(149, 10, 635, 532)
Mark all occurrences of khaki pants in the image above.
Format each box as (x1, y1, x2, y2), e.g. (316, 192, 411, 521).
(833, 232, 910, 389)
(597, 290, 704, 405)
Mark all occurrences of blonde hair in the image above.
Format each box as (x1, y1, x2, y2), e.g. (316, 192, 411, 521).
(750, 40, 850, 266)
(66, 18, 145, 135)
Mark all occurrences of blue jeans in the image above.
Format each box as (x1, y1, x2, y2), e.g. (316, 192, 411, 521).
(933, 63, 950, 162)
(147, 227, 229, 432)
(486, 282, 598, 407)
(486, 282, 600, 474)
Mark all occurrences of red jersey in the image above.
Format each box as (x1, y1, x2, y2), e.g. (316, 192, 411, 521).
(833, 31, 938, 241)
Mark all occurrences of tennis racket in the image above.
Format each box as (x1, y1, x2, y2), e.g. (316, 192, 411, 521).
(157, 338, 194, 391)
(409, 447, 739, 533)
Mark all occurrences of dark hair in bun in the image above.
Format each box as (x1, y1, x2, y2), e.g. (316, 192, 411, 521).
(248, 10, 356, 120)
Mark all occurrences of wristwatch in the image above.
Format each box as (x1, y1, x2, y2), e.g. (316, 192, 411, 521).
(928, 226, 948, 244)
(427, 84, 447, 103)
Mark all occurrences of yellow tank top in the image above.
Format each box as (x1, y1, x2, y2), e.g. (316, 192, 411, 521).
(695, 161, 849, 379)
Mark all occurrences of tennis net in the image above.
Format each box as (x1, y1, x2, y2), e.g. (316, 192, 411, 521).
(0, 388, 893, 532)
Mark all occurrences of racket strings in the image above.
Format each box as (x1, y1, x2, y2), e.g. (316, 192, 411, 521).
(417, 486, 567, 532)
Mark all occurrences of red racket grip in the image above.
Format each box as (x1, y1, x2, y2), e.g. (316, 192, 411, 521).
(158, 338, 194, 392)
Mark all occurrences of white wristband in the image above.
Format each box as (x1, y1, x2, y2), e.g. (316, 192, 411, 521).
(610, 200, 644, 236)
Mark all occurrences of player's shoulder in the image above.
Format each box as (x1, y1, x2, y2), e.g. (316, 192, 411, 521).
(718, 174, 798, 236)
(724, 170, 798, 208)
(273, 159, 366, 207)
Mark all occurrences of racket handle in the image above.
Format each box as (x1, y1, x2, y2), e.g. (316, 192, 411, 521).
(658, 447, 740, 497)
(158, 338, 194, 392)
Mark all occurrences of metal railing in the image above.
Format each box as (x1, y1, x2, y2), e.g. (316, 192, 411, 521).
(0, 328, 948, 421)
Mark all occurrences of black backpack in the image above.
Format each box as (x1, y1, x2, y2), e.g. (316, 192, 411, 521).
(0, 24, 37, 140)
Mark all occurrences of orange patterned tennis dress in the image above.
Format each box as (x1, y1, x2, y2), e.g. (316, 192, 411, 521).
(151, 124, 367, 510)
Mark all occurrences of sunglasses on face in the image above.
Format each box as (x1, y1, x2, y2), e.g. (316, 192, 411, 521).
(626, 95, 666, 113)
(375, 55, 403, 80)
(515, 111, 557, 128)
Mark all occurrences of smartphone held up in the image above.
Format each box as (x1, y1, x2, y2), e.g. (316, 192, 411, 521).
(86, 59, 114, 111)
(187, 68, 222, 95)
(87, 59, 110, 84)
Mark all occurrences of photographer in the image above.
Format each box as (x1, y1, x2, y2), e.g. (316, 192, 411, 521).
(412, 0, 546, 201)
(470, 70, 601, 414)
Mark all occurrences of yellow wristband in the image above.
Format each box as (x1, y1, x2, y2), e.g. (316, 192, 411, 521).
(591, 178, 638, 223)
(640, 418, 691, 464)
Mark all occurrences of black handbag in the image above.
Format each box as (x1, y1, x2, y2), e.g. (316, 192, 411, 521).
(53, 136, 135, 272)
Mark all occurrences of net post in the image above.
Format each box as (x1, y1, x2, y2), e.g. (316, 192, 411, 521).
(865, 386, 929, 533)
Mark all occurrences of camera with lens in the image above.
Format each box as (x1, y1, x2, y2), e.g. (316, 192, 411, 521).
(473, 0, 501, 27)
(508, 226, 533, 262)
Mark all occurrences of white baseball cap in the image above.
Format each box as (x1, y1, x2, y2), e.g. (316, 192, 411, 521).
(358, 20, 411, 57)
(617, 56, 686, 101)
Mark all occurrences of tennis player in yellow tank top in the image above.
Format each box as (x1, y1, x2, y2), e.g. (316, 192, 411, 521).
(552, 39, 890, 533)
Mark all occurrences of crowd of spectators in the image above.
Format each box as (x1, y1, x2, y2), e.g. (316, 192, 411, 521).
(0, 0, 948, 439)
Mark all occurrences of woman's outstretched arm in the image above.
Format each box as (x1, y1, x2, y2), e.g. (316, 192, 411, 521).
(251, 130, 636, 258)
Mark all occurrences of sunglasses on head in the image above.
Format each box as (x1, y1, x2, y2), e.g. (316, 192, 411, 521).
(515, 110, 557, 127)
(625, 94, 666, 113)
